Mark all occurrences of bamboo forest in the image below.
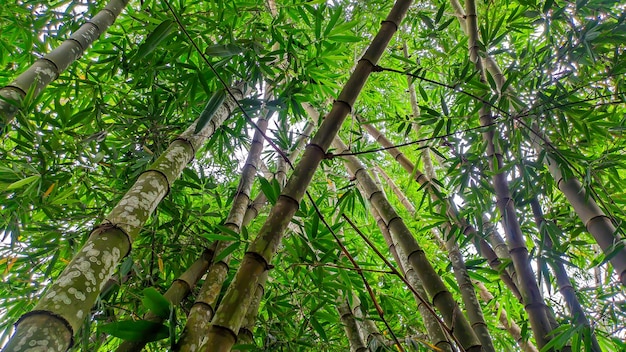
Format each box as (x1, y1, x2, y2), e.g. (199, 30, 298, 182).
(2, 0, 626, 351)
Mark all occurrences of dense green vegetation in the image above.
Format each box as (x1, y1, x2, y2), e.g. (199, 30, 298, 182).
(1, 0, 625, 351)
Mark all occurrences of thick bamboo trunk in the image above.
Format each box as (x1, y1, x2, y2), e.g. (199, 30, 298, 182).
(361, 123, 522, 302)
(463, 0, 554, 347)
(202, 3, 412, 351)
(175, 113, 268, 352)
(115, 248, 215, 352)
(2, 87, 243, 352)
(0, 0, 129, 126)
(333, 137, 481, 351)
(233, 271, 268, 349)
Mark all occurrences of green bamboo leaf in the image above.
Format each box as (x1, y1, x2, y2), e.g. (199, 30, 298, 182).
(142, 287, 171, 319)
(214, 242, 240, 263)
(6, 175, 40, 190)
(310, 316, 328, 341)
(99, 320, 169, 342)
(204, 44, 245, 57)
(328, 35, 362, 43)
(132, 19, 175, 63)
(195, 89, 226, 134)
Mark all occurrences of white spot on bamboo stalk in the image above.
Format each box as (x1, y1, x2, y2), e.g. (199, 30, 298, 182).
(34, 66, 56, 80)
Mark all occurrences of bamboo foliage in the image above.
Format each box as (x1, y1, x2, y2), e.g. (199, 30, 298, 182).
(332, 137, 481, 351)
(2, 87, 243, 352)
(202, 2, 413, 351)
(0, 0, 130, 127)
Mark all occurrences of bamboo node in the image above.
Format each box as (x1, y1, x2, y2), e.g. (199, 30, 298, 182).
(16, 310, 75, 349)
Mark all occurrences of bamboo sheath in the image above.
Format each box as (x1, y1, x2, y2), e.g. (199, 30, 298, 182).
(1, 87, 243, 352)
(0, 0, 130, 127)
(463, 0, 554, 347)
(202, 3, 413, 351)
(332, 136, 481, 351)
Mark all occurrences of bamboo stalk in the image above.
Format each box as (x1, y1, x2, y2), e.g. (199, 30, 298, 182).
(338, 300, 368, 352)
(463, 0, 554, 347)
(333, 137, 481, 351)
(2, 86, 243, 352)
(370, 204, 453, 352)
(115, 248, 215, 352)
(373, 156, 494, 351)
(202, 3, 413, 351)
(0, 0, 129, 127)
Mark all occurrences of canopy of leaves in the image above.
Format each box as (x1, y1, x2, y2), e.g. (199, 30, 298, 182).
(1, 0, 625, 351)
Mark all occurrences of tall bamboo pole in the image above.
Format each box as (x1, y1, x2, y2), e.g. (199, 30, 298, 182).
(233, 127, 314, 349)
(333, 137, 481, 351)
(0, 0, 129, 127)
(454, 0, 626, 287)
(115, 247, 216, 352)
(463, 0, 554, 347)
(1, 87, 243, 352)
(175, 111, 268, 352)
(202, 3, 413, 351)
